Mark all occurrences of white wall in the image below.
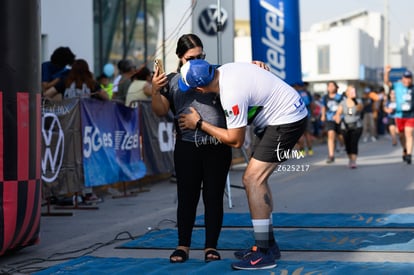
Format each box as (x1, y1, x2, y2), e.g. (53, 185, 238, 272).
(301, 26, 363, 82)
(41, 0, 94, 71)
(234, 36, 252, 62)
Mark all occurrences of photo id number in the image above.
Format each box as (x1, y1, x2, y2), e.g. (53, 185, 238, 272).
(276, 164, 310, 172)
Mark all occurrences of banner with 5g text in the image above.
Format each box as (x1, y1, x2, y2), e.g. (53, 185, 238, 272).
(41, 98, 174, 195)
(80, 99, 147, 187)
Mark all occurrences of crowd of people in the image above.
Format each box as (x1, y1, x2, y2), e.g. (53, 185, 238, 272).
(41, 41, 414, 271)
(41, 46, 153, 106)
(292, 74, 413, 168)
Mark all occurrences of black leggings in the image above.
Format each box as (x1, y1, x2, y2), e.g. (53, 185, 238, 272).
(174, 139, 232, 249)
(342, 127, 363, 155)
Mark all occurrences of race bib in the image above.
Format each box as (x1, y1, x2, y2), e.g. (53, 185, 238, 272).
(403, 93, 412, 101)
(402, 102, 411, 111)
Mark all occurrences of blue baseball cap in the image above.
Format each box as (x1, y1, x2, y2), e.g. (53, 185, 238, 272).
(403, 70, 412, 78)
(178, 59, 217, 92)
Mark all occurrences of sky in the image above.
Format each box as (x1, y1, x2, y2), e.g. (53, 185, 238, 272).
(235, 0, 414, 46)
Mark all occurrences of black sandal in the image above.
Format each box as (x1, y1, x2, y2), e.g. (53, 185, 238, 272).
(204, 249, 221, 262)
(170, 249, 188, 263)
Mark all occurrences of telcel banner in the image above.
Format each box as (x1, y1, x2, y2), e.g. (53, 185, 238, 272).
(250, 0, 302, 85)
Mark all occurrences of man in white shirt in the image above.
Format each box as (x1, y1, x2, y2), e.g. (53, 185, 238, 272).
(178, 59, 308, 270)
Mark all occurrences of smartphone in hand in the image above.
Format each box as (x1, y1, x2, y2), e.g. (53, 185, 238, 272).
(154, 59, 164, 75)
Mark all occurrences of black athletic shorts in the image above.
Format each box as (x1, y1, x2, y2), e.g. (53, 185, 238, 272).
(252, 117, 307, 163)
(324, 120, 340, 133)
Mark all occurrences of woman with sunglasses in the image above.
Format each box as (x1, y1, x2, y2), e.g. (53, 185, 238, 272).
(151, 34, 232, 263)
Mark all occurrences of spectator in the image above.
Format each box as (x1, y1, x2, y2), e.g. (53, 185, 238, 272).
(112, 60, 125, 94)
(125, 65, 152, 106)
(361, 87, 378, 142)
(384, 65, 414, 164)
(294, 82, 314, 156)
(311, 93, 323, 138)
(113, 59, 135, 104)
(58, 59, 108, 100)
(334, 85, 363, 168)
(376, 87, 387, 136)
(97, 73, 114, 100)
(42, 46, 75, 100)
(321, 81, 343, 163)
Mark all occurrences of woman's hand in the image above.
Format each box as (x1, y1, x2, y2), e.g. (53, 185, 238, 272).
(151, 66, 168, 95)
(251, 61, 270, 71)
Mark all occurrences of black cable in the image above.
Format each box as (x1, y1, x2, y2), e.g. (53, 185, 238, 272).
(1, 218, 178, 274)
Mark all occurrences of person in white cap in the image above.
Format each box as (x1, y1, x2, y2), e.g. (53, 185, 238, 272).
(384, 65, 414, 164)
(178, 59, 308, 270)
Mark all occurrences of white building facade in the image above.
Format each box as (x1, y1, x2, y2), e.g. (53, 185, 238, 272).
(300, 10, 414, 94)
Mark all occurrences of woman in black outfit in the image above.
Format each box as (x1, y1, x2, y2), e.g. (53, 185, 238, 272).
(334, 85, 363, 168)
(151, 34, 232, 263)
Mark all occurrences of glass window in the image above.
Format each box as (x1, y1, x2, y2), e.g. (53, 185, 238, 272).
(317, 45, 330, 74)
(93, 0, 163, 73)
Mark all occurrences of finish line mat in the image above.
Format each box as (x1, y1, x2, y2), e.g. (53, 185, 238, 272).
(33, 256, 414, 275)
(118, 228, 414, 252)
(194, 213, 414, 228)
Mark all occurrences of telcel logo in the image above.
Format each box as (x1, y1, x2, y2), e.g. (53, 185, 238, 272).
(260, 0, 286, 80)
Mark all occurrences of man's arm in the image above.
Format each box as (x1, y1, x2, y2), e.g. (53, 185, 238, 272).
(199, 121, 246, 148)
(320, 101, 327, 122)
(334, 107, 342, 124)
(178, 107, 246, 148)
(384, 65, 392, 88)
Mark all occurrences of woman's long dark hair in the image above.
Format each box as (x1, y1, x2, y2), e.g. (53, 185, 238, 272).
(175, 34, 204, 71)
(65, 59, 96, 90)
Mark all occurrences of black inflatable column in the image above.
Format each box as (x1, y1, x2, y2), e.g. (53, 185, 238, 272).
(0, 0, 42, 255)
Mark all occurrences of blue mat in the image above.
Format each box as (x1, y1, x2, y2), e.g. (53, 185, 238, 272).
(194, 213, 414, 228)
(33, 256, 414, 275)
(119, 228, 414, 252)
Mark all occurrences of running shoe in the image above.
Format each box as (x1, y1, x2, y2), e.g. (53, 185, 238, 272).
(231, 246, 277, 270)
(404, 154, 412, 165)
(348, 160, 357, 169)
(234, 242, 281, 260)
(307, 149, 314, 156)
(326, 156, 335, 164)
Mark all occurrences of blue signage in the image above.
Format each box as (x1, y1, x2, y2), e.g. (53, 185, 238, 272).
(80, 99, 146, 187)
(389, 67, 408, 83)
(249, 0, 302, 85)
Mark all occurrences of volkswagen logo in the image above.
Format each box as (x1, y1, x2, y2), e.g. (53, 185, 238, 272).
(41, 113, 65, 183)
(198, 4, 228, 36)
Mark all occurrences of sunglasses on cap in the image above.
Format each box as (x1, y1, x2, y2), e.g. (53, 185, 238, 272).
(184, 52, 206, 61)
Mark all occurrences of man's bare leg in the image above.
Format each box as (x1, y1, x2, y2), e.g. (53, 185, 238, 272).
(404, 126, 413, 164)
(243, 158, 278, 219)
(242, 158, 279, 251)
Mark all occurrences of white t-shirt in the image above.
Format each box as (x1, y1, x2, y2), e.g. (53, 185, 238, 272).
(125, 80, 151, 106)
(217, 62, 308, 129)
(112, 74, 122, 93)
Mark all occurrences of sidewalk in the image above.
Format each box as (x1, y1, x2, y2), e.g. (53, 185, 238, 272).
(0, 136, 413, 274)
